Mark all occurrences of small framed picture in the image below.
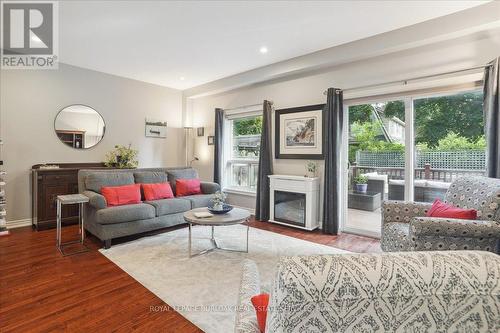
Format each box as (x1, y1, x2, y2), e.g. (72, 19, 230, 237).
(207, 136, 215, 145)
(197, 127, 205, 137)
(145, 118, 167, 138)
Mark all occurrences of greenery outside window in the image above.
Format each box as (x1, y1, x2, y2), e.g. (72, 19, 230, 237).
(225, 115, 262, 193)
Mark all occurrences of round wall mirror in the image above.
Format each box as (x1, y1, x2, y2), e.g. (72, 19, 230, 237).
(54, 104, 106, 149)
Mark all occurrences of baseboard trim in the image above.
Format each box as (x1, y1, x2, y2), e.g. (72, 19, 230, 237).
(6, 218, 32, 229)
(231, 205, 255, 215)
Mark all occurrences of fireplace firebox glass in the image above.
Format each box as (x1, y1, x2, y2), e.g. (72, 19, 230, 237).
(274, 190, 306, 227)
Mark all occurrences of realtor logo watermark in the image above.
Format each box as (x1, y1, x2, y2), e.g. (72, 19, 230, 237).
(1, 1, 58, 69)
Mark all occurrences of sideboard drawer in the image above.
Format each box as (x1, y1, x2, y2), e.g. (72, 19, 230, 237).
(42, 173, 75, 183)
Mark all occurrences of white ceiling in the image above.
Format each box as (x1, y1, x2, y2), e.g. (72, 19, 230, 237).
(59, 1, 489, 90)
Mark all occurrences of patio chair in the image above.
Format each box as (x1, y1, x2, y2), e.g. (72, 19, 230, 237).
(381, 176, 500, 253)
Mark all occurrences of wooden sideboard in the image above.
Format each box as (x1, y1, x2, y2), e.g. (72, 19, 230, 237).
(31, 163, 107, 230)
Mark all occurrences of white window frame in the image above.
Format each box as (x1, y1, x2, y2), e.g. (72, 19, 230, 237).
(222, 109, 262, 196)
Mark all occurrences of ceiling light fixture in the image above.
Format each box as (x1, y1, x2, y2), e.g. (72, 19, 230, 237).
(259, 46, 268, 54)
(179, 76, 185, 81)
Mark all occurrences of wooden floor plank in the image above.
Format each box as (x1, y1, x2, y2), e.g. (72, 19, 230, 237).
(1, 219, 380, 332)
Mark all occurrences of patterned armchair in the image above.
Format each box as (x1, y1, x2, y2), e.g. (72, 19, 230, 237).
(381, 176, 500, 253)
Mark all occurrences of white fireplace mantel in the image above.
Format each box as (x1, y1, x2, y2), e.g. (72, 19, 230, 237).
(268, 175, 320, 231)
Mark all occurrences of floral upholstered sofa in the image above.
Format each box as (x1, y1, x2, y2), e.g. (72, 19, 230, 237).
(235, 251, 500, 333)
(381, 176, 500, 253)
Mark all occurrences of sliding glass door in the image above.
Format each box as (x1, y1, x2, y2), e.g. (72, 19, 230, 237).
(344, 99, 406, 237)
(411, 90, 485, 204)
(342, 88, 484, 238)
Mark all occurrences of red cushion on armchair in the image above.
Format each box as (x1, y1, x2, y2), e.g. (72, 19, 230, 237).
(426, 199, 477, 220)
(175, 178, 202, 196)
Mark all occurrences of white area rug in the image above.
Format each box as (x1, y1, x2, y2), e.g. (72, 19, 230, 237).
(100, 225, 350, 333)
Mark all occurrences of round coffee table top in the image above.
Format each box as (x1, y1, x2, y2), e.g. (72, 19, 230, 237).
(183, 207, 250, 226)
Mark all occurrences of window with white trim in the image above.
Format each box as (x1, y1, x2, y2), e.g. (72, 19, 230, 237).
(224, 114, 262, 193)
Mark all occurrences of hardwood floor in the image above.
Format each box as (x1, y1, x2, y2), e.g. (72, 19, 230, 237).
(0, 220, 380, 332)
(248, 220, 381, 253)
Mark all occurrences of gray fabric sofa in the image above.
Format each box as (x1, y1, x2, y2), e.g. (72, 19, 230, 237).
(235, 251, 500, 333)
(78, 167, 220, 248)
(382, 176, 500, 253)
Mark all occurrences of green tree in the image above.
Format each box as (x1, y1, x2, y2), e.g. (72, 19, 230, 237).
(379, 93, 483, 148)
(413, 93, 483, 147)
(349, 122, 404, 162)
(349, 104, 373, 124)
(433, 132, 486, 151)
(233, 116, 262, 136)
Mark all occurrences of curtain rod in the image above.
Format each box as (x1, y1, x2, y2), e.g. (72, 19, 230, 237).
(323, 64, 490, 95)
(223, 101, 273, 112)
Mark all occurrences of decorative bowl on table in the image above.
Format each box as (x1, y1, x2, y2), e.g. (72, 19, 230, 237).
(207, 203, 233, 215)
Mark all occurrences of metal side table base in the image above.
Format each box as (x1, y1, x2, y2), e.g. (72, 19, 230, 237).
(56, 195, 90, 256)
(188, 222, 250, 258)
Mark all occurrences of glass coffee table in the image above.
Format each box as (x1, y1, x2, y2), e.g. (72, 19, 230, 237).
(183, 207, 250, 258)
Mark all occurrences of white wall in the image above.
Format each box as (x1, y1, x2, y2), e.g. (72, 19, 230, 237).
(187, 29, 500, 212)
(0, 64, 184, 222)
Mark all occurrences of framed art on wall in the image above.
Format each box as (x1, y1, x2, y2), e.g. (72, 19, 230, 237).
(275, 104, 325, 159)
(145, 118, 167, 138)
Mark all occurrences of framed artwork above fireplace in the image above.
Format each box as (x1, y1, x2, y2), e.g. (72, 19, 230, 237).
(275, 104, 325, 159)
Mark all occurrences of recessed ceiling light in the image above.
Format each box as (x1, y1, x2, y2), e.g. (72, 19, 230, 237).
(31, 35, 42, 43)
(259, 46, 268, 54)
(179, 76, 185, 81)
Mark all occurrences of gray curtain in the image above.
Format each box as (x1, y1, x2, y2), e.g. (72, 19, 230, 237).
(255, 100, 274, 221)
(213, 108, 224, 184)
(323, 88, 343, 234)
(484, 57, 500, 178)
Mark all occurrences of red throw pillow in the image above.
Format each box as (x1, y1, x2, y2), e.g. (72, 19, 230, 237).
(175, 178, 202, 196)
(251, 293, 269, 333)
(101, 184, 141, 207)
(426, 199, 477, 220)
(142, 183, 174, 201)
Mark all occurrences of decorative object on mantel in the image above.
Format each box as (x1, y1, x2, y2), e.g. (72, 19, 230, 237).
(268, 174, 320, 230)
(305, 160, 318, 178)
(0, 139, 8, 236)
(54, 104, 106, 149)
(197, 127, 205, 137)
(207, 136, 215, 145)
(354, 175, 368, 193)
(275, 104, 325, 159)
(145, 118, 167, 138)
(104, 144, 138, 168)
